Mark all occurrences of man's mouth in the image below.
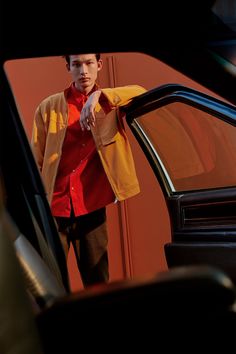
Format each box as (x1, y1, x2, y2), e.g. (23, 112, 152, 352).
(80, 78, 90, 82)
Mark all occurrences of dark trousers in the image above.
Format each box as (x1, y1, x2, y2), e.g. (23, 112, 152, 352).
(55, 207, 109, 288)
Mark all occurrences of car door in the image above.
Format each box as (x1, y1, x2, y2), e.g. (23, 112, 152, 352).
(124, 83, 236, 284)
(0, 66, 70, 294)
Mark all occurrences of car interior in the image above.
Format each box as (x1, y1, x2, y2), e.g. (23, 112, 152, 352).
(1, 0, 236, 353)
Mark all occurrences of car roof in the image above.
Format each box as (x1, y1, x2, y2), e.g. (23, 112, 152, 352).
(0, 2, 217, 59)
(1, 1, 236, 104)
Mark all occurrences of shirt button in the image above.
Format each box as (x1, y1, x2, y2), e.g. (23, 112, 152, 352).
(82, 143, 85, 147)
(71, 187, 74, 190)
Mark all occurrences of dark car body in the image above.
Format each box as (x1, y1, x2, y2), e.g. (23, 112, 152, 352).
(1, 0, 236, 353)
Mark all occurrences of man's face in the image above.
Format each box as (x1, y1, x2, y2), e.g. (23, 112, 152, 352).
(68, 54, 102, 94)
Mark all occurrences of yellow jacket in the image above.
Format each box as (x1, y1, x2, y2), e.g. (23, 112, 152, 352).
(31, 85, 146, 205)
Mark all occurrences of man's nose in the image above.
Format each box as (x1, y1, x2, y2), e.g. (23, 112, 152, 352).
(80, 64, 87, 75)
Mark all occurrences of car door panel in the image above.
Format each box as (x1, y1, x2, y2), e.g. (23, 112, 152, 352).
(0, 67, 70, 292)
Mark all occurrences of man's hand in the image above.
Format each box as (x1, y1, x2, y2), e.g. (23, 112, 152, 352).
(80, 90, 102, 131)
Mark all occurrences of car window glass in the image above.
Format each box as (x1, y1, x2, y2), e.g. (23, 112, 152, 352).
(135, 102, 236, 192)
(3, 52, 233, 291)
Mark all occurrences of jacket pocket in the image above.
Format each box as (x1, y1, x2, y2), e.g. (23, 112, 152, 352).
(95, 109, 119, 145)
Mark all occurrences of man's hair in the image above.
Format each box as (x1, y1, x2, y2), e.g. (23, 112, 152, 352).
(64, 53, 101, 65)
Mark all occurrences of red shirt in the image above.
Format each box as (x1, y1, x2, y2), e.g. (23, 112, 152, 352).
(51, 84, 115, 217)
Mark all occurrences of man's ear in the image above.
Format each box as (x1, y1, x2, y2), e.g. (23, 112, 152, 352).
(66, 63, 70, 72)
(97, 59, 103, 72)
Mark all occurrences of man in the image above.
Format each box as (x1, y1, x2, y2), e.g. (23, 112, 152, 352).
(31, 53, 146, 287)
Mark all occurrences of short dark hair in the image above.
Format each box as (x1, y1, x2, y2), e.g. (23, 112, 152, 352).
(64, 53, 101, 65)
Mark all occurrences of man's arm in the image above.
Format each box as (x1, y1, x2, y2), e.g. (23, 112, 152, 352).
(80, 85, 146, 131)
(101, 85, 147, 107)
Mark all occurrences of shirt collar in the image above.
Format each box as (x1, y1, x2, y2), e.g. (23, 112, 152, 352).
(65, 82, 99, 100)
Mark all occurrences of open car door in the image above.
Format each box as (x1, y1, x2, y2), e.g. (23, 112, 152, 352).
(124, 83, 236, 283)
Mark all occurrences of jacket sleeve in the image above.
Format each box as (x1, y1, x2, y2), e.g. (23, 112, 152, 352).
(31, 105, 46, 172)
(100, 85, 147, 110)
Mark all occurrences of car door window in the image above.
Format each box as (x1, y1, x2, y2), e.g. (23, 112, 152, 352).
(134, 102, 236, 192)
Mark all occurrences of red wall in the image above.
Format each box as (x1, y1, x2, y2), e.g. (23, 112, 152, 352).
(4, 52, 224, 291)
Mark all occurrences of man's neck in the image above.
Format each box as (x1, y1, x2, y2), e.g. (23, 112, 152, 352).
(74, 82, 96, 96)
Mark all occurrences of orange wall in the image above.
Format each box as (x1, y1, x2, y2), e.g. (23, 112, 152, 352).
(4, 52, 223, 291)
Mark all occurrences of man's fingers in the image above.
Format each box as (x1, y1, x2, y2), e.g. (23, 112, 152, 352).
(80, 108, 95, 130)
(80, 119, 90, 131)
